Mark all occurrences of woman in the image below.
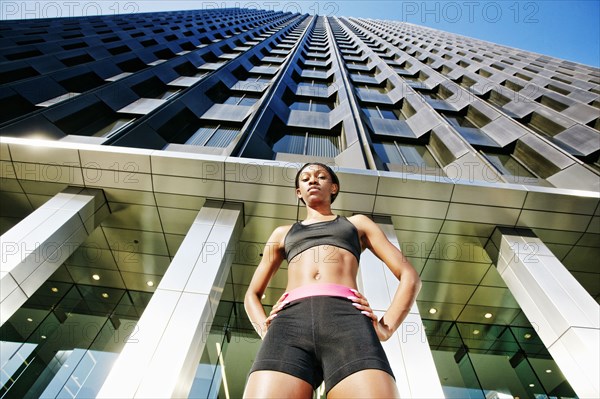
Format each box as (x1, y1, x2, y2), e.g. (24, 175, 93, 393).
(243, 162, 421, 398)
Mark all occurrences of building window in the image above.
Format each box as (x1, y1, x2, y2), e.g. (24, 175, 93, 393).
(442, 113, 498, 147)
(289, 99, 333, 112)
(186, 125, 239, 147)
(363, 105, 400, 120)
(373, 141, 439, 169)
(273, 132, 340, 157)
(482, 151, 546, 185)
(223, 93, 259, 106)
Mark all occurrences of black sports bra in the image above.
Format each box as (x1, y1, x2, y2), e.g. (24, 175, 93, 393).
(284, 215, 362, 262)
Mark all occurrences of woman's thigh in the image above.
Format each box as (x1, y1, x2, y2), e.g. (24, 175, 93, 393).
(243, 370, 314, 399)
(327, 369, 399, 399)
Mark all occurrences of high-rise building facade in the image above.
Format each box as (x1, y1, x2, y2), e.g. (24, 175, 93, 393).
(0, 7, 598, 398)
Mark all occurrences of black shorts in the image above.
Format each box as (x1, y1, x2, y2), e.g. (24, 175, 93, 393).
(249, 296, 395, 393)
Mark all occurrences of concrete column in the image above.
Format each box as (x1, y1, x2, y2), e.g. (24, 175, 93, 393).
(487, 227, 599, 399)
(97, 200, 243, 399)
(1, 187, 107, 325)
(358, 217, 444, 399)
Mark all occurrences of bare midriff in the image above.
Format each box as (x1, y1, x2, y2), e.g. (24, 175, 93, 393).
(285, 245, 359, 291)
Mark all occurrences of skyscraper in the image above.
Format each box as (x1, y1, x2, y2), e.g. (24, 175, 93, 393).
(0, 7, 598, 398)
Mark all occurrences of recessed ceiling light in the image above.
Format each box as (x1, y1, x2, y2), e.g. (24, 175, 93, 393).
(524, 333, 532, 339)
(473, 329, 480, 335)
(92, 274, 100, 281)
(261, 294, 266, 299)
(545, 369, 552, 373)
(484, 312, 493, 319)
(529, 383, 535, 388)
(146, 281, 154, 287)
(429, 307, 438, 314)
(41, 335, 47, 339)
(27, 317, 33, 322)
(51, 287, 59, 293)
(101, 292, 109, 298)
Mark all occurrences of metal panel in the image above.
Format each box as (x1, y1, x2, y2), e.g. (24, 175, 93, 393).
(390, 215, 443, 233)
(102, 203, 163, 232)
(157, 207, 198, 235)
(457, 304, 521, 325)
(523, 188, 599, 214)
(96, 289, 182, 398)
(452, 183, 526, 208)
(151, 151, 225, 179)
(468, 286, 520, 308)
(377, 171, 454, 201)
(102, 227, 169, 256)
(19, 179, 67, 196)
(547, 327, 600, 398)
(79, 146, 152, 173)
(158, 228, 211, 292)
(517, 209, 591, 231)
(418, 281, 476, 304)
(134, 292, 212, 398)
(0, 141, 11, 161)
(0, 161, 16, 179)
(447, 202, 521, 225)
(13, 161, 84, 185)
(225, 180, 296, 205)
(153, 174, 224, 198)
(332, 191, 375, 213)
(420, 259, 490, 285)
(66, 265, 126, 288)
(373, 196, 449, 219)
(83, 167, 152, 191)
(154, 192, 205, 210)
(429, 233, 490, 263)
(8, 141, 80, 166)
(104, 188, 157, 206)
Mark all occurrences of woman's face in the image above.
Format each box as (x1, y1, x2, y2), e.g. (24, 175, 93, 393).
(296, 164, 338, 205)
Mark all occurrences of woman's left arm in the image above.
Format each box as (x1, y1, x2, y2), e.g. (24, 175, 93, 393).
(352, 214, 422, 341)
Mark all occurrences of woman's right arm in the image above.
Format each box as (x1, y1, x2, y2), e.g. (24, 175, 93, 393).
(244, 225, 288, 339)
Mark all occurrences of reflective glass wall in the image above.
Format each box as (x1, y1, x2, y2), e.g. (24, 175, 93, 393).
(0, 280, 151, 398)
(424, 320, 578, 399)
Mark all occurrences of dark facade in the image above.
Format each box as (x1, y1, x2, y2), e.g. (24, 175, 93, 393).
(1, 8, 598, 189)
(1, 8, 598, 399)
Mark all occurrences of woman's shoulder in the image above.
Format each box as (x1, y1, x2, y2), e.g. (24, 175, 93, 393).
(347, 214, 374, 227)
(270, 224, 295, 243)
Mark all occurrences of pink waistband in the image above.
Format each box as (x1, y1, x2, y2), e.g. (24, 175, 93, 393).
(283, 283, 356, 303)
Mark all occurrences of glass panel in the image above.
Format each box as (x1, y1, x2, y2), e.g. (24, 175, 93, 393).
(483, 153, 543, 185)
(0, 281, 151, 398)
(373, 142, 403, 164)
(273, 133, 305, 155)
(363, 107, 380, 118)
(311, 101, 333, 112)
(306, 134, 339, 157)
(444, 115, 498, 147)
(398, 144, 438, 168)
(96, 118, 135, 138)
(205, 126, 239, 148)
(187, 126, 216, 146)
(426, 320, 579, 399)
(238, 96, 258, 106)
(223, 95, 244, 105)
(378, 108, 399, 120)
(289, 101, 311, 111)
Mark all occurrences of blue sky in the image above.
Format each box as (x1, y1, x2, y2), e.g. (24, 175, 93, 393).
(3, 1, 599, 67)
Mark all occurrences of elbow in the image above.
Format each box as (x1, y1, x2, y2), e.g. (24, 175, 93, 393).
(244, 289, 261, 310)
(403, 268, 421, 295)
